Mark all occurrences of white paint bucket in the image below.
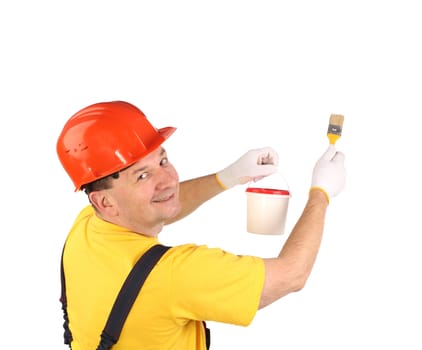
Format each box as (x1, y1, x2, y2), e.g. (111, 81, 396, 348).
(246, 174, 290, 235)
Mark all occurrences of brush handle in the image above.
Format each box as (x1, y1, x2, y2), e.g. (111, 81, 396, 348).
(327, 133, 340, 145)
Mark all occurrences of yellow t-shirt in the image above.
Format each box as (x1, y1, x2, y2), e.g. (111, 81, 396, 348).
(63, 205, 265, 350)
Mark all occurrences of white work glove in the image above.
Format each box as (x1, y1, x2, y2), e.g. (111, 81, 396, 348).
(216, 147, 279, 189)
(310, 145, 346, 203)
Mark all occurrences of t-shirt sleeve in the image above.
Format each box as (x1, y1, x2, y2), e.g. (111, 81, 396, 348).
(167, 244, 265, 326)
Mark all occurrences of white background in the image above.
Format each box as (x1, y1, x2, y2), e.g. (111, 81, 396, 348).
(1, 1, 421, 349)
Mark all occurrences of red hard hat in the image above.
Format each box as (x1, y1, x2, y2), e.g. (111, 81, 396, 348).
(57, 101, 176, 191)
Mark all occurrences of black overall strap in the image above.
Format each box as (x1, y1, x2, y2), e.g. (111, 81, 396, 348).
(96, 244, 171, 350)
(60, 246, 73, 346)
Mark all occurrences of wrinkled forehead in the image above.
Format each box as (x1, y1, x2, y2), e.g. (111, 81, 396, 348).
(121, 147, 166, 174)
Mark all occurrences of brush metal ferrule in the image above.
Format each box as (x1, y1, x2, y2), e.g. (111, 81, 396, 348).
(327, 124, 342, 135)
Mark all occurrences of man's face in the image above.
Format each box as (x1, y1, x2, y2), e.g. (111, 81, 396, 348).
(103, 146, 181, 236)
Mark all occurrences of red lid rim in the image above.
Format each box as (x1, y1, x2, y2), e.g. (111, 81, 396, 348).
(246, 187, 290, 195)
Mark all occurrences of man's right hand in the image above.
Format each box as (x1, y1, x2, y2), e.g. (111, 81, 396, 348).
(310, 145, 346, 202)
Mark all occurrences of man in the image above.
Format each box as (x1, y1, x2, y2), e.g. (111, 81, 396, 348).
(57, 100, 346, 350)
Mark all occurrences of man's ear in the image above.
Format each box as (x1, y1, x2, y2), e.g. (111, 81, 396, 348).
(89, 191, 118, 216)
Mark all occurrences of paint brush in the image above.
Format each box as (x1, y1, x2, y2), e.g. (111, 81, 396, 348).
(327, 114, 344, 145)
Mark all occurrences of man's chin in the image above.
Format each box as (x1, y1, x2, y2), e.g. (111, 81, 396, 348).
(169, 205, 182, 218)
(162, 203, 182, 223)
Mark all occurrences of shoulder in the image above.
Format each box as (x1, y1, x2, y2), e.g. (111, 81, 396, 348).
(163, 244, 264, 275)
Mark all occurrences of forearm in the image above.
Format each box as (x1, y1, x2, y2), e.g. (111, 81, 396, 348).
(165, 174, 225, 224)
(260, 189, 329, 308)
(279, 189, 328, 280)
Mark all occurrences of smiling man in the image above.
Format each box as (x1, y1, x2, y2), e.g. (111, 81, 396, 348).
(57, 100, 346, 350)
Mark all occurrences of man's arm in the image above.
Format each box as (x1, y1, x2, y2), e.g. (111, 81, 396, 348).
(166, 174, 224, 224)
(260, 189, 328, 308)
(166, 147, 279, 224)
(259, 145, 346, 308)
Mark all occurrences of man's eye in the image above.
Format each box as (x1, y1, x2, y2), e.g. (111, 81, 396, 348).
(138, 172, 148, 180)
(160, 157, 169, 166)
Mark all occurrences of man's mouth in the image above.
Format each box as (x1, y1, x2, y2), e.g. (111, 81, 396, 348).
(153, 193, 175, 203)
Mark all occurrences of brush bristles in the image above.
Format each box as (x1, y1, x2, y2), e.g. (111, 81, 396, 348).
(329, 114, 344, 127)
